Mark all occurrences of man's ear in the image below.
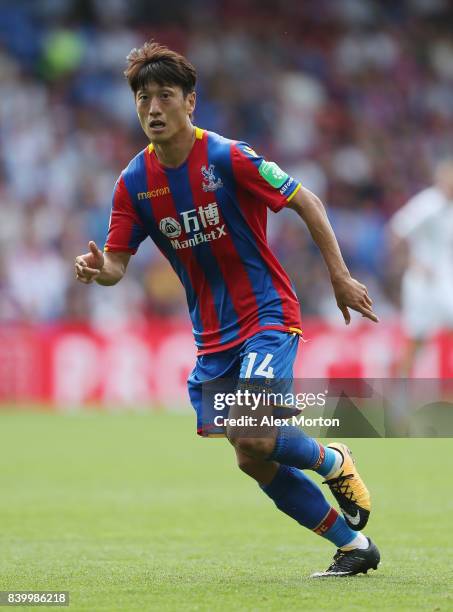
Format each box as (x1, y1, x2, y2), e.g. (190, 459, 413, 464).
(186, 91, 196, 115)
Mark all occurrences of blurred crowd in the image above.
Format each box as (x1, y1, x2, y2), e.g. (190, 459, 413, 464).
(1, 0, 453, 326)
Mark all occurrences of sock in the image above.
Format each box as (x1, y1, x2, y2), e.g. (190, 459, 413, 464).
(315, 446, 343, 478)
(267, 426, 320, 470)
(340, 532, 369, 551)
(261, 465, 359, 548)
(268, 426, 342, 476)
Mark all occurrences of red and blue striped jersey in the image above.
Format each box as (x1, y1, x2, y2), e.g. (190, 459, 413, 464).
(105, 127, 302, 354)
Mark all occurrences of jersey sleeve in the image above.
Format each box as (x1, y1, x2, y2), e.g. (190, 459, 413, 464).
(231, 142, 301, 212)
(104, 174, 148, 254)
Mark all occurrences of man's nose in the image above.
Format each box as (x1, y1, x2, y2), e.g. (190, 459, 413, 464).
(149, 98, 162, 115)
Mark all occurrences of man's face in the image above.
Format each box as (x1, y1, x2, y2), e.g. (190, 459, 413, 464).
(135, 82, 195, 144)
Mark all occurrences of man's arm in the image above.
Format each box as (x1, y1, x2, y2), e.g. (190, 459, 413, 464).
(287, 186, 378, 324)
(75, 241, 131, 286)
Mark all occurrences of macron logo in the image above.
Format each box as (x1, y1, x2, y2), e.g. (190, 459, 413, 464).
(137, 187, 170, 199)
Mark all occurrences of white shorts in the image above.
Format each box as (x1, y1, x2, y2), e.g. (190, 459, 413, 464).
(401, 272, 453, 339)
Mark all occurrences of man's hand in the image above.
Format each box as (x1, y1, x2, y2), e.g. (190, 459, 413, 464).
(288, 187, 379, 325)
(75, 241, 105, 284)
(332, 275, 379, 324)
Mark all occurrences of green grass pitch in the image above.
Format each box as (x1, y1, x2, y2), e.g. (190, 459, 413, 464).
(0, 411, 452, 611)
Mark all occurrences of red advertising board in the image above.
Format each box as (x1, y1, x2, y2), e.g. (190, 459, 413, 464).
(0, 320, 452, 407)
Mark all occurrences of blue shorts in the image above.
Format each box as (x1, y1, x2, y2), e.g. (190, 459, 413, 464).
(188, 330, 300, 436)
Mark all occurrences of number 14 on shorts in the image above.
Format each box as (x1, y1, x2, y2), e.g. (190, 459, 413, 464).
(243, 352, 275, 379)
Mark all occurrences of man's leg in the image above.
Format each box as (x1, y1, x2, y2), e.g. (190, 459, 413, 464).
(232, 330, 371, 530)
(235, 447, 279, 486)
(234, 447, 372, 559)
(229, 423, 371, 532)
(226, 393, 371, 531)
(398, 337, 424, 377)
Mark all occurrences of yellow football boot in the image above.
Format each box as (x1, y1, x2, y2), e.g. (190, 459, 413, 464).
(323, 443, 371, 531)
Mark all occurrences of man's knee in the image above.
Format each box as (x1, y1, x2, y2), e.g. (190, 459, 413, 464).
(227, 434, 275, 459)
(235, 449, 279, 484)
(236, 453, 259, 475)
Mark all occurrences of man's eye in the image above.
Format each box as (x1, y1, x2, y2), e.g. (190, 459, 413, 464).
(161, 92, 170, 99)
(139, 95, 148, 101)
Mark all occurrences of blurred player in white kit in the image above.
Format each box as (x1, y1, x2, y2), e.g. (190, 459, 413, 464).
(390, 159, 453, 375)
